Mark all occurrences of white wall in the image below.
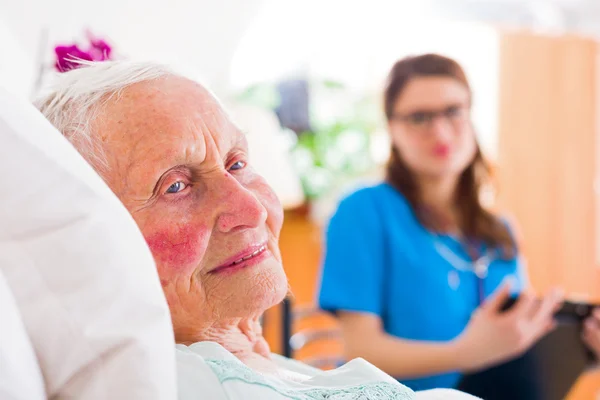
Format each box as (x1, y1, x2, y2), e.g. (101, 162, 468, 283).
(231, 0, 500, 159)
(0, 0, 266, 95)
(2, 0, 600, 99)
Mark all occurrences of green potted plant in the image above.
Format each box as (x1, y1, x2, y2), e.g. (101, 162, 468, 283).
(236, 79, 384, 222)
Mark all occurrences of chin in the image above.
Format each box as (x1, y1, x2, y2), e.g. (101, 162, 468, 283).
(424, 159, 470, 178)
(249, 260, 289, 309)
(216, 260, 289, 318)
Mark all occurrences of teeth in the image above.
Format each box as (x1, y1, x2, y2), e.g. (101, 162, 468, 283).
(230, 246, 265, 266)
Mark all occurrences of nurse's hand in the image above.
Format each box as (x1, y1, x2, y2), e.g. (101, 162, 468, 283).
(455, 282, 564, 372)
(582, 308, 600, 359)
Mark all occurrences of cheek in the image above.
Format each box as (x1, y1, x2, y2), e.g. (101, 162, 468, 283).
(257, 180, 284, 235)
(394, 135, 426, 167)
(242, 170, 283, 232)
(144, 223, 210, 281)
(456, 127, 477, 159)
(392, 130, 422, 156)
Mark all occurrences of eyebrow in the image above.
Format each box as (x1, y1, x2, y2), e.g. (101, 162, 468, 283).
(146, 164, 195, 197)
(228, 132, 248, 155)
(402, 101, 467, 112)
(147, 133, 248, 195)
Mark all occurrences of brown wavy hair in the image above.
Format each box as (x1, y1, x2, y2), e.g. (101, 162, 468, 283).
(384, 54, 515, 259)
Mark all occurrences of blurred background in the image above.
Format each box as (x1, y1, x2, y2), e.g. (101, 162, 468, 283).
(2, 0, 600, 397)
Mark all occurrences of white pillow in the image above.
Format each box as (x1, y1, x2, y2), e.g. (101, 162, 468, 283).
(0, 87, 177, 399)
(0, 269, 45, 400)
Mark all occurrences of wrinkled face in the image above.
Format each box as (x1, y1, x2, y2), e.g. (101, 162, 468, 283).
(388, 76, 477, 179)
(95, 76, 288, 340)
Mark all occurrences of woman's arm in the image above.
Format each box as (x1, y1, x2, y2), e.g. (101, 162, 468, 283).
(338, 312, 464, 378)
(338, 282, 563, 379)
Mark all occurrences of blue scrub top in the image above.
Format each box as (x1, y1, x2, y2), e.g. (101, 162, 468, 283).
(318, 183, 525, 391)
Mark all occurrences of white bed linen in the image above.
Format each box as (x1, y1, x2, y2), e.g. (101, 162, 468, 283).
(0, 87, 177, 399)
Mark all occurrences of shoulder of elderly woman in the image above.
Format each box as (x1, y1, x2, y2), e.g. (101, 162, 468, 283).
(175, 342, 479, 400)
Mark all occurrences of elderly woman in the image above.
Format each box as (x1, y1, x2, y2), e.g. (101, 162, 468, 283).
(35, 61, 482, 399)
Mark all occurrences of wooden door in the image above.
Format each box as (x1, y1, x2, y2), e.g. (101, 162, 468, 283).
(497, 30, 600, 399)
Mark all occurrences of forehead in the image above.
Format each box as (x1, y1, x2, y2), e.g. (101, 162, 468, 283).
(95, 76, 243, 188)
(394, 76, 470, 111)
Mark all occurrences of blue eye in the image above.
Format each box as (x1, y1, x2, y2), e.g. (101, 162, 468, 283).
(166, 181, 187, 194)
(229, 161, 246, 171)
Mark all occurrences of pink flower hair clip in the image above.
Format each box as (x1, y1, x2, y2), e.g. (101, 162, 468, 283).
(54, 31, 113, 72)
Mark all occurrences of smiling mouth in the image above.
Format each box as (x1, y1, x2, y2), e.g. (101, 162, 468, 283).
(210, 244, 269, 274)
(228, 245, 266, 266)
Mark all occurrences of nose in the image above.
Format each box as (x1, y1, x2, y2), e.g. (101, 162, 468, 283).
(214, 176, 268, 233)
(428, 116, 454, 141)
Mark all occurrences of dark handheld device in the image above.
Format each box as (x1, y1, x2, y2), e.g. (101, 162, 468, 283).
(457, 297, 598, 400)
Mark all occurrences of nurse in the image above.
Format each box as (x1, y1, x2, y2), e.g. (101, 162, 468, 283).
(318, 54, 563, 391)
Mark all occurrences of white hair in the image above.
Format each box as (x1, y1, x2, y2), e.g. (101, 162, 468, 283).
(35, 60, 175, 177)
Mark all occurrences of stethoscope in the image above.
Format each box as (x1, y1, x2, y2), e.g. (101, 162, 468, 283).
(432, 236, 497, 305)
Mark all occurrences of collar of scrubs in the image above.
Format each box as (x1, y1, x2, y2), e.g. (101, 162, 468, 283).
(430, 233, 498, 278)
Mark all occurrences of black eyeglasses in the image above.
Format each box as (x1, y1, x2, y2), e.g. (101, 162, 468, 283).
(391, 105, 469, 131)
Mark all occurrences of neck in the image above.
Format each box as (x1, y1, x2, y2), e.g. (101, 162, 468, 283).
(419, 174, 458, 209)
(418, 174, 460, 229)
(177, 316, 272, 362)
